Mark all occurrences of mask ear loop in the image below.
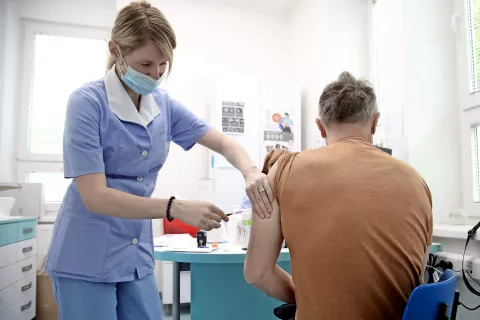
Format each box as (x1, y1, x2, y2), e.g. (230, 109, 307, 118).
(116, 45, 128, 73)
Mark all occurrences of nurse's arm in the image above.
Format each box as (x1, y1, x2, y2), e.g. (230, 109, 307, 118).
(75, 173, 227, 227)
(243, 163, 295, 303)
(198, 129, 274, 218)
(75, 173, 170, 219)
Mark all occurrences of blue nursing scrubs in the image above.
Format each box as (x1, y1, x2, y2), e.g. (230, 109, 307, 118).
(240, 195, 252, 209)
(45, 65, 211, 319)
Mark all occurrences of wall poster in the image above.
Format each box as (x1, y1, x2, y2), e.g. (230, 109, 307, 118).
(221, 101, 245, 135)
(263, 109, 295, 152)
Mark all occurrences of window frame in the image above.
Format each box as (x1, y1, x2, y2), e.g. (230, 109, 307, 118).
(17, 20, 109, 214)
(459, 0, 480, 216)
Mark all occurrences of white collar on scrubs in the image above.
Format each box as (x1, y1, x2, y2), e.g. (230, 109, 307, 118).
(104, 64, 160, 127)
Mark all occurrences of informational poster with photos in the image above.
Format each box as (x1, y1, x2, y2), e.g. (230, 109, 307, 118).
(221, 101, 245, 135)
(263, 109, 295, 152)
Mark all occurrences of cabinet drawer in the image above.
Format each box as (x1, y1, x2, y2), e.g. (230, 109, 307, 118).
(0, 273, 36, 315)
(0, 223, 18, 248)
(0, 257, 35, 291)
(0, 242, 17, 269)
(16, 274, 36, 309)
(0, 295, 35, 320)
(17, 221, 36, 242)
(0, 280, 16, 313)
(16, 239, 36, 262)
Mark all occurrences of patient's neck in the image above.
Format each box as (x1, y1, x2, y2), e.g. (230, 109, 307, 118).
(325, 123, 372, 145)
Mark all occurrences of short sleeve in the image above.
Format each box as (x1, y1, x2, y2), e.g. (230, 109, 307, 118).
(241, 195, 252, 209)
(63, 90, 105, 178)
(169, 99, 212, 151)
(273, 152, 299, 200)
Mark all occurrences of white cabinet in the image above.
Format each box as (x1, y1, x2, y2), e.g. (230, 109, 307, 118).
(162, 262, 191, 304)
(0, 217, 37, 320)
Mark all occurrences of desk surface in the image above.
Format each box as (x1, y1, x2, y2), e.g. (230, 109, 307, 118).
(154, 247, 291, 264)
(155, 242, 443, 264)
(433, 224, 480, 241)
(0, 216, 37, 225)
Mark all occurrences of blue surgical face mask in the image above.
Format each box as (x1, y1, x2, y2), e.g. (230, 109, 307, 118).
(117, 47, 169, 95)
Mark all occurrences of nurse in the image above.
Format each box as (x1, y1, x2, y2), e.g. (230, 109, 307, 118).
(45, 1, 274, 319)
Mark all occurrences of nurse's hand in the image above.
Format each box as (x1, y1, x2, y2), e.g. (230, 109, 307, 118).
(171, 200, 229, 231)
(245, 169, 274, 219)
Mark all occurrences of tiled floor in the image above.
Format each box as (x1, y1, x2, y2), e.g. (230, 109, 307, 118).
(162, 304, 191, 320)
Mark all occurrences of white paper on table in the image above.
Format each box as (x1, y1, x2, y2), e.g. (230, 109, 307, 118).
(157, 246, 218, 253)
(153, 234, 196, 248)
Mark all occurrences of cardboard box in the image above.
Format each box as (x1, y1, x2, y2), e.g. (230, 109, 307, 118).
(36, 272, 58, 319)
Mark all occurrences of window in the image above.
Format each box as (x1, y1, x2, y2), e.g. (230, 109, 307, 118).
(27, 34, 106, 155)
(18, 21, 108, 214)
(467, 0, 480, 93)
(459, 0, 480, 216)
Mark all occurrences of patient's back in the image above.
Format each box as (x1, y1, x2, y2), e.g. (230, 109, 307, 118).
(275, 137, 432, 320)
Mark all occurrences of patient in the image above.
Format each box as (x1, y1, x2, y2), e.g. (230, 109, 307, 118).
(240, 149, 291, 209)
(244, 72, 432, 320)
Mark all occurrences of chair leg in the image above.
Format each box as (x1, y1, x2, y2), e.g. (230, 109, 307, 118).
(437, 302, 448, 320)
(450, 291, 460, 320)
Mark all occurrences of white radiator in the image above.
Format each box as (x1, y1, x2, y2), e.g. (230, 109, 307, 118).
(36, 224, 54, 272)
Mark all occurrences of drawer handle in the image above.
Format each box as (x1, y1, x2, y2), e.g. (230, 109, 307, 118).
(22, 264, 33, 272)
(23, 227, 33, 234)
(21, 282, 32, 292)
(21, 300, 32, 311)
(22, 246, 33, 253)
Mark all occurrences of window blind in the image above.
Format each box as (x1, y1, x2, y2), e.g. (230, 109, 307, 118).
(467, 0, 480, 92)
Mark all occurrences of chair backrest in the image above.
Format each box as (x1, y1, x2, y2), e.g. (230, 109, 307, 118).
(402, 269, 457, 320)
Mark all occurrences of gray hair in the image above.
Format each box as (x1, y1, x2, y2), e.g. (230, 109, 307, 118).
(318, 71, 377, 125)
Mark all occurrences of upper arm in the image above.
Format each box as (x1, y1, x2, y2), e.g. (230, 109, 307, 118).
(244, 163, 284, 278)
(64, 90, 105, 178)
(169, 99, 212, 151)
(64, 91, 107, 204)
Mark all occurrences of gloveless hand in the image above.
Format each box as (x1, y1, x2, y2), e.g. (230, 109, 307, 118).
(245, 169, 274, 219)
(170, 200, 228, 230)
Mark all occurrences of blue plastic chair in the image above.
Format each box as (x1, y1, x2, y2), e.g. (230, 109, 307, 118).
(402, 269, 458, 320)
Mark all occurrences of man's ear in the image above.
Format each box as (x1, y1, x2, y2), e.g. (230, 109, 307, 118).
(316, 118, 327, 139)
(371, 112, 380, 135)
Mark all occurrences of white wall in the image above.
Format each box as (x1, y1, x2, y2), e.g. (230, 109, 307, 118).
(289, 0, 327, 150)
(289, 0, 372, 150)
(404, 0, 462, 222)
(0, 0, 22, 182)
(376, 0, 462, 223)
(20, 0, 116, 28)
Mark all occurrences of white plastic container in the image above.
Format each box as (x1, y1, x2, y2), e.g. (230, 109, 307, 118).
(227, 214, 242, 247)
(240, 209, 252, 249)
(206, 221, 228, 244)
(0, 197, 15, 216)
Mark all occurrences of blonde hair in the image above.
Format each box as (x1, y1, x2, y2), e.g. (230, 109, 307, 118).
(107, 1, 176, 72)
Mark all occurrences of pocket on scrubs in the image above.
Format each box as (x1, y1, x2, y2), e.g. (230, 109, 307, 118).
(49, 214, 110, 277)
